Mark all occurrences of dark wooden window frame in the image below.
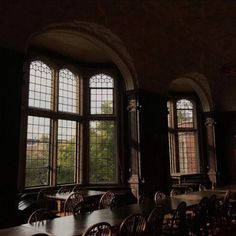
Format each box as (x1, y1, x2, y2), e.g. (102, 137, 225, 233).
(19, 55, 122, 190)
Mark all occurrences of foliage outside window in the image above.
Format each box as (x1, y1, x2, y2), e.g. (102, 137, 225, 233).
(24, 60, 118, 188)
(89, 74, 116, 183)
(168, 98, 199, 175)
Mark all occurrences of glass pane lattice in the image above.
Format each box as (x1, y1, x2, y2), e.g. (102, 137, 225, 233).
(57, 119, 77, 184)
(89, 74, 114, 114)
(28, 61, 53, 109)
(178, 132, 198, 173)
(168, 132, 176, 173)
(177, 99, 194, 128)
(25, 60, 118, 188)
(168, 98, 199, 174)
(89, 121, 115, 183)
(59, 69, 79, 113)
(25, 116, 50, 187)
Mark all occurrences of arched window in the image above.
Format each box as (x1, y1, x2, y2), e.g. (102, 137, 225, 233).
(89, 74, 116, 183)
(168, 98, 199, 175)
(23, 59, 119, 188)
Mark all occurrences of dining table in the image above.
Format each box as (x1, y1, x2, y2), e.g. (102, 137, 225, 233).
(172, 190, 226, 201)
(22, 195, 200, 236)
(0, 224, 54, 236)
(45, 190, 105, 202)
(3, 189, 227, 236)
(45, 190, 105, 213)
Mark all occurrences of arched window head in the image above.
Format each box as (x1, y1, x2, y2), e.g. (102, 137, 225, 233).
(176, 99, 194, 128)
(23, 60, 119, 188)
(88, 73, 116, 184)
(29, 61, 53, 110)
(58, 68, 79, 114)
(168, 97, 199, 175)
(89, 73, 114, 115)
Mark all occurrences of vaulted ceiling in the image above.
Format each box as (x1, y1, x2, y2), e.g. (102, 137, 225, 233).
(1, 1, 236, 66)
(1, 0, 236, 109)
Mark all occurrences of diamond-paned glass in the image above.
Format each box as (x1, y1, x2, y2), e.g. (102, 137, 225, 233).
(25, 59, 118, 188)
(59, 69, 79, 113)
(176, 99, 194, 128)
(25, 116, 50, 187)
(168, 132, 177, 173)
(28, 61, 53, 109)
(89, 120, 115, 183)
(89, 74, 114, 115)
(178, 132, 198, 173)
(57, 119, 77, 184)
(168, 98, 199, 174)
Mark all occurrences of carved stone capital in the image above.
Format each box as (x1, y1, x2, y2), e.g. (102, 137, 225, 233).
(128, 174, 140, 198)
(207, 169, 217, 189)
(204, 117, 215, 127)
(127, 99, 137, 112)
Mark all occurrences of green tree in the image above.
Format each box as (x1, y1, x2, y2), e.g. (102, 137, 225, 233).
(25, 134, 50, 187)
(57, 137, 76, 184)
(89, 101, 115, 183)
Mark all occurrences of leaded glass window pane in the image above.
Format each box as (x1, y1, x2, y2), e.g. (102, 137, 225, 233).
(168, 98, 199, 174)
(25, 60, 118, 188)
(89, 120, 115, 183)
(178, 132, 198, 173)
(29, 61, 53, 109)
(57, 119, 77, 184)
(176, 99, 194, 128)
(25, 116, 50, 187)
(89, 74, 114, 115)
(59, 69, 79, 113)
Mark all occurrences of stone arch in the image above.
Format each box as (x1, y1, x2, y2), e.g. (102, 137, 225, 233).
(26, 21, 137, 91)
(169, 72, 213, 112)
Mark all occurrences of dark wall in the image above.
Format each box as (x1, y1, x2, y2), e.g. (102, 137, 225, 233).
(138, 91, 171, 196)
(0, 48, 24, 228)
(215, 111, 236, 186)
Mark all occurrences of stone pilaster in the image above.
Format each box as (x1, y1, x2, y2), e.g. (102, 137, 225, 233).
(205, 117, 217, 189)
(126, 91, 141, 199)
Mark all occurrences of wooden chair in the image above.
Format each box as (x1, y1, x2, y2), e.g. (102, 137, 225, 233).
(119, 213, 147, 236)
(28, 208, 55, 223)
(37, 187, 56, 200)
(188, 197, 209, 236)
(170, 188, 182, 197)
(206, 194, 218, 234)
(35, 187, 58, 214)
(138, 194, 152, 205)
(57, 186, 72, 194)
(64, 192, 84, 215)
(198, 184, 207, 191)
(146, 206, 165, 236)
(222, 190, 232, 204)
(216, 190, 233, 226)
(72, 184, 81, 192)
(98, 191, 116, 209)
(73, 200, 94, 216)
(154, 191, 166, 204)
(162, 201, 187, 235)
(184, 187, 194, 194)
(82, 222, 112, 236)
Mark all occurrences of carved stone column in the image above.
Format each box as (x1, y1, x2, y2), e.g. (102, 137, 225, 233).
(126, 92, 141, 199)
(205, 117, 217, 189)
(126, 90, 171, 198)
